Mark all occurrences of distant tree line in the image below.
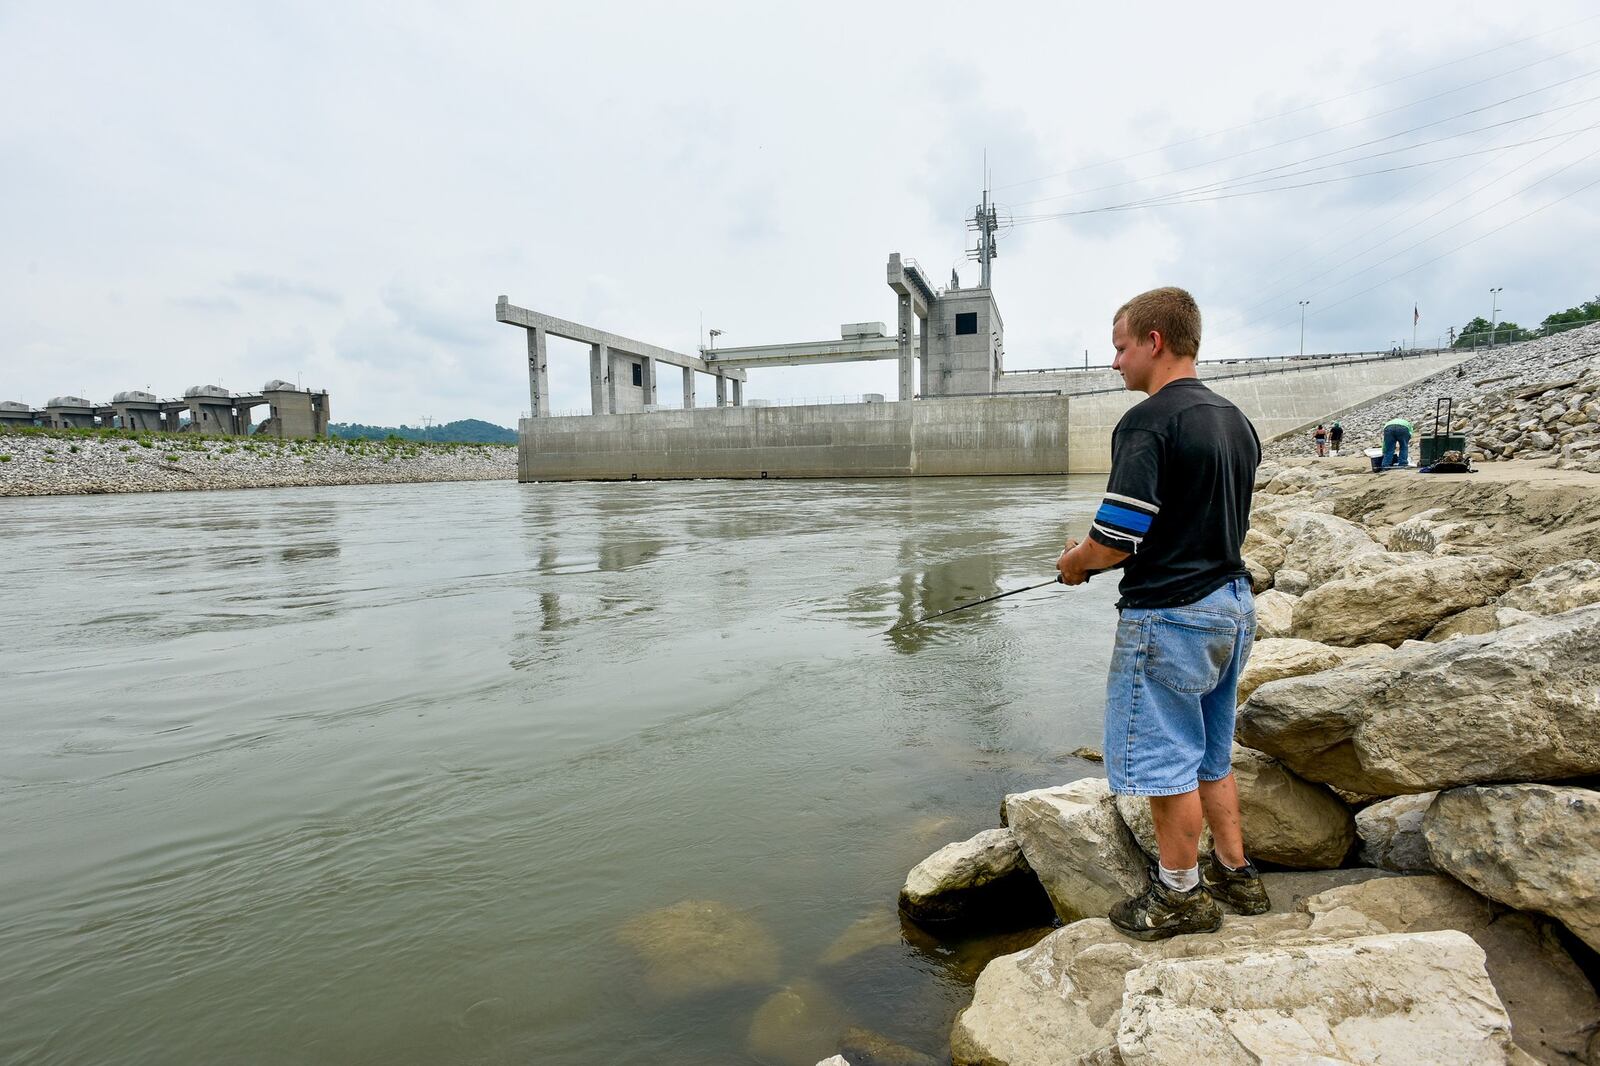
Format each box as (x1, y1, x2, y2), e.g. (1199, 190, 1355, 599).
(328, 418, 516, 443)
(1452, 293, 1600, 348)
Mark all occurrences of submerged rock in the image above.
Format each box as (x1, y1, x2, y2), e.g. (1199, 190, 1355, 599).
(747, 978, 846, 1066)
(836, 1027, 941, 1066)
(1425, 784, 1600, 954)
(1238, 605, 1600, 795)
(615, 899, 780, 999)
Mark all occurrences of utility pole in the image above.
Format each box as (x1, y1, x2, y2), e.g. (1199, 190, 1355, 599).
(422, 415, 433, 442)
(1489, 287, 1503, 347)
(1298, 300, 1310, 356)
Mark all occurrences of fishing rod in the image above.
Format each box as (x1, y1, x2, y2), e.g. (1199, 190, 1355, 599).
(886, 569, 1110, 633)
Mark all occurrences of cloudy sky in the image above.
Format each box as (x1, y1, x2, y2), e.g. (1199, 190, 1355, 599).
(5, 1, 1598, 426)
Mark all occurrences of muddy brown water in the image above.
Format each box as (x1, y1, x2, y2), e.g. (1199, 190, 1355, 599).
(0, 477, 1121, 1064)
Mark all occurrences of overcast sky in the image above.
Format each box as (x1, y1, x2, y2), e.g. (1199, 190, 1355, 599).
(5, 1, 1598, 426)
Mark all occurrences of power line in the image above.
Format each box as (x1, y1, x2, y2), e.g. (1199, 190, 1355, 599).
(1305, 169, 1600, 321)
(1009, 62, 1600, 211)
(1209, 102, 1600, 332)
(1208, 81, 1600, 324)
(995, 12, 1600, 194)
(1088, 92, 1600, 213)
(1208, 144, 1600, 348)
(1006, 121, 1600, 223)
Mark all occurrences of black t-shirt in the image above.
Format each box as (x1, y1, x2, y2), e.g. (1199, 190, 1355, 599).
(1086, 378, 1260, 609)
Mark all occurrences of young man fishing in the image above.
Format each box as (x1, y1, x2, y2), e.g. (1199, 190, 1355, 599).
(1055, 286, 1266, 940)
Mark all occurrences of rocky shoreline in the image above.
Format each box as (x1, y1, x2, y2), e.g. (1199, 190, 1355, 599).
(1265, 322, 1600, 465)
(0, 430, 515, 496)
(881, 457, 1600, 1066)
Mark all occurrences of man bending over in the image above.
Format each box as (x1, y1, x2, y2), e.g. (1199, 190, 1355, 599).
(1056, 286, 1266, 940)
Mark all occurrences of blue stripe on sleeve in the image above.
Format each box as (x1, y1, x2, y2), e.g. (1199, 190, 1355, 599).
(1096, 502, 1155, 533)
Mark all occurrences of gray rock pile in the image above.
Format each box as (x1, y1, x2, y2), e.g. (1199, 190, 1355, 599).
(1265, 322, 1600, 464)
(889, 455, 1600, 1066)
(0, 431, 515, 495)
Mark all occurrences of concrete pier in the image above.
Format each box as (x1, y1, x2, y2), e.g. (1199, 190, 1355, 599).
(496, 297, 745, 417)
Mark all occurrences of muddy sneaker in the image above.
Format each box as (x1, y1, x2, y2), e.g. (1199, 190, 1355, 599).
(1108, 877, 1223, 941)
(1200, 851, 1271, 915)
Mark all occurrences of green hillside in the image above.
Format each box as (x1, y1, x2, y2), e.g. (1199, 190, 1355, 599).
(329, 418, 516, 444)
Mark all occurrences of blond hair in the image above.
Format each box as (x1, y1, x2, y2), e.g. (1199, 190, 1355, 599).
(1114, 286, 1201, 360)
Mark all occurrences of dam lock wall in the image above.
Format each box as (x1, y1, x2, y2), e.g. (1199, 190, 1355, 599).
(517, 350, 1471, 480)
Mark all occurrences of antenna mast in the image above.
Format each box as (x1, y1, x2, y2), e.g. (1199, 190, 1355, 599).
(966, 183, 999, 288)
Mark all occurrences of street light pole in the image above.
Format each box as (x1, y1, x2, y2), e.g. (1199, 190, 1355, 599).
(1489, 287, 1503, 347)
(1298, 300, 1310, 356)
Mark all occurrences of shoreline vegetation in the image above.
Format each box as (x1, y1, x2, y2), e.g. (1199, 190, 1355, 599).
(0, 426, 515, 497)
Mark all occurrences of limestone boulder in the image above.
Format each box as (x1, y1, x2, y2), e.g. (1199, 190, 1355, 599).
(616, 899, 780, 998)
(1425, 784, 1600, 954)
(1253, 459, 1285, 490)
(1356, 792, 1438, 872)
(1497, 558, 1600, 615)
(1252, 589, 1297, 639)
(1280, 511, 1386, 588)
(1425, 604, 1538, 642)
(1241, 528, 1285, 592)
(1004, 778, 1148, 924)
(1114, 930, 1522, 1065)
(952, 873, 1600, 1066)
(1388, 508, 1496, 554)
(1235, 637, 1390, 701)
(1261, 466, 1328, 496)
(1229, 745, 1357, 868)
(1250, 493, 1334, 540)
(1326, 548, 1432, 583)
(1239, 605, 1600, 794)
(1290, 553, 1521, 646)
(897, 827, 1052, 926)
(1272, 567, 1311, 596)
(1115, 746, 1355, 869)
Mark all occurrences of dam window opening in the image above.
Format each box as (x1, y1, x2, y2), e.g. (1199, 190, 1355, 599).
(631, 363, 643, 387)
(956, 312, 978, 335)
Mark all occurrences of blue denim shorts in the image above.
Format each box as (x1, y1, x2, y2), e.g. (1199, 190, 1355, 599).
(1103, 577, 1255, 797)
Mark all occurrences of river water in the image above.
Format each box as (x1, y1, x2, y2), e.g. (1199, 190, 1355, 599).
(0, 477, 1122, 1065)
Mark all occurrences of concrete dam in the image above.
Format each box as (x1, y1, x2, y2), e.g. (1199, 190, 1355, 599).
(503, 253, 1470, 481)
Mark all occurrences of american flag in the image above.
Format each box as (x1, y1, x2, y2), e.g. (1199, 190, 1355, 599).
(1414, 304, 1420, 325)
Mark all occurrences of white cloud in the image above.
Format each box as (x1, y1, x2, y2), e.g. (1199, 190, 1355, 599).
(2, 0, 1597, 422)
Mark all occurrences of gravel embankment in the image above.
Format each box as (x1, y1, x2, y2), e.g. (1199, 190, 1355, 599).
(1265, 323, 1600, 470)
(0, 433, 516, 496)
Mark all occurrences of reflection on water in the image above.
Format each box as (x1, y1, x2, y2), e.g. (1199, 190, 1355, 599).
(0, 476, 1120, 1065)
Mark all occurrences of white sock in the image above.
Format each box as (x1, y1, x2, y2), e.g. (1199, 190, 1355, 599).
(1158, 863, 1199, 892)
(1219, 855, 1248, 872)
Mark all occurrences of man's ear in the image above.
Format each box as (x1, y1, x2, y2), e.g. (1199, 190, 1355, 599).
(1147, 329, 1165, 357)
